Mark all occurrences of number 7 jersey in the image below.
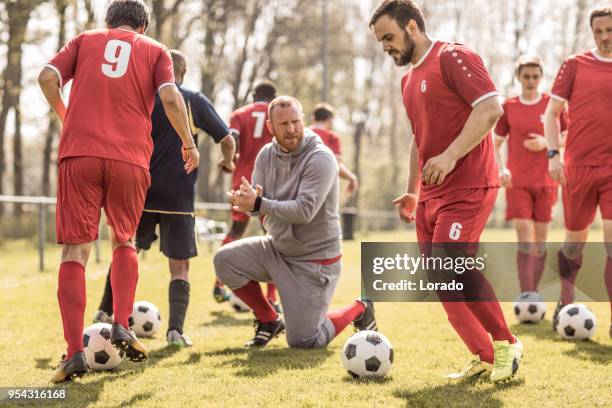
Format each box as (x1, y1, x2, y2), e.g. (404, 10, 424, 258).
(46, 28, 175, 170)
(228, 101, 273, 188)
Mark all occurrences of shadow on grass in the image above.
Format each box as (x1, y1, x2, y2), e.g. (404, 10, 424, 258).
(562, 340, 612, 365)
(510, 322, 559, 341)
(35, 357, 53, 369)
(393, 378, 525, 408)
(201, 310, 252, 327)
(202, 346, 333, 378)
(117, 392, 154, 407)
(342, 374, 393, 384)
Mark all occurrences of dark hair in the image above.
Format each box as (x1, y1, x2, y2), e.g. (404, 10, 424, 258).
(515, 55, 543, 76)
(253, 80, 277, 102)
(369, 0, 426, 32)
(313, 103, 335, 121)
(105, 0, 150, 31)
(590, 7, 612, 27)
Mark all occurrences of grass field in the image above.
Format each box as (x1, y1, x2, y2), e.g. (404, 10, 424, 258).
(0, 229, 610, 407)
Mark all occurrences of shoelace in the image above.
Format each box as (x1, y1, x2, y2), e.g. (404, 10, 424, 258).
(493, 344, 510, 368)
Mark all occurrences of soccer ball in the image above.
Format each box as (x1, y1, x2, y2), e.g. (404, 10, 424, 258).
(129, 301, 161, 337)
(556, 303, 596, 340)
(83, 323, 124, 371)
(228, 292, 251, 313)
(513, 292, 547, 323)
(341, 330, 393, 378)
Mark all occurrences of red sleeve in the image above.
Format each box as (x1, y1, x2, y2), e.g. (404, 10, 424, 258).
(47, 34, 83, 87)
(154, 48, 175, 91)
(229, 111, 242, 136)
(440, 44, 498, 107)
(494, 102, 510, 137)
(559, 107, 569, 131)
(328, 132, 342, 156)
(551, 57, 577, 102)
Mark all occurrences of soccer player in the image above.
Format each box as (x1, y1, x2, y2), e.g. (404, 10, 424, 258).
(370, 0, 522, 382)
(544, 7, 612, 337)
(494, 55, 567, 296)
(38, 0, 199, 382)
(92, 50, 236, 348)
(213, 81, 279, 310)
(214, 96, 376, 348)
(310, 103, 359, 194)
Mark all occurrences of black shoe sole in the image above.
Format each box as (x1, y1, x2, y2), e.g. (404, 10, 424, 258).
(111, 338, 147, 362)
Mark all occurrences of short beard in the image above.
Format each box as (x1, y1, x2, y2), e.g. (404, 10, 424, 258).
(396, 31, 415, 66)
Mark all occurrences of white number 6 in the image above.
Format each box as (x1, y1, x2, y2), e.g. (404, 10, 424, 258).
(449, 222, 462, 240)
(101, 40, 132, 78)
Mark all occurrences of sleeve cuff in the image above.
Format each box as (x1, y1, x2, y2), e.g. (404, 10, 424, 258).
(471, 91, 499, 107)
(494, 134, 508, 140)
(258, 197, 273, 216)
(158, 82, 176, 93)
(550, 93, 567, 102)
(45, 64, 63, 88)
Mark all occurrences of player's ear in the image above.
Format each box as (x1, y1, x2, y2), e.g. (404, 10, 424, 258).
(406, 19, 418, 35)
(266, 119, 273, 134)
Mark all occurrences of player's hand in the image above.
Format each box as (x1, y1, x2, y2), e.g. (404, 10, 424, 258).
(228, 177, 259, 213)
(523, 133, 547, 152)
(183, 147, 200, 174)
(422, 152, 457, 186)
(549, 155, 566, 185)
(500, 168, 512, 188)
(347, 175, 359, 195)
(218, 158, 235, 174)
(392, 193, 418, 223)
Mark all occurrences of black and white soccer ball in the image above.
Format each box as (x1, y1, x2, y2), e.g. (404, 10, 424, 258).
(228, 292, 251, 313)
(513, 291, 547, 323)
(83, 323, 124, 371)
(341, 330, 393, 378)
(129, 301, 161, 337)
(556, 303, 596, 340)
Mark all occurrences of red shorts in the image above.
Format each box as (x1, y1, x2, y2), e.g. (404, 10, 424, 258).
(56, 157, 150, 244)
(505, 186, 557, 222)
(416, 188, 498, 246)
(562, 165, 612, 231)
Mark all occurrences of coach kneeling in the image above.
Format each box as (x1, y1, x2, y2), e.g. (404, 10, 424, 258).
(214, 96, 376, 349)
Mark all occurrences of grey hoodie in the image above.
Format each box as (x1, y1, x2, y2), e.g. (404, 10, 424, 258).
(252, 128, 341, 260)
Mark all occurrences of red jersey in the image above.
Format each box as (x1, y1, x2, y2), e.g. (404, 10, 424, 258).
(401, 41, 500, 201)
(495, 93, 568, 187)
(229, 101, 273, 187)
(309, 126, 342, 156)
(551, 50, 612, 166)
(47, 28, 174, 170)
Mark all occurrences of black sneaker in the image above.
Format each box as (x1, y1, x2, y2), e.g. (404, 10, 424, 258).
(213, 285, 229, 303)
(245, 317, 285, 348)
(110, 323, 148, 362)
(552, 300, 571, 333)
(50, 352, 88, 383)
(353, 299, 377, 332)
(269, 299, 282, 314)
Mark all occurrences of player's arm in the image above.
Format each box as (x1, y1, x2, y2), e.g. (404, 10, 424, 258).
(159, 85, 199, 173)
(337, 159, 359, 194)
(38, 67, 67, 123)
(493, 136, 511, 187)
(423, 96, 502, 185)
(393, 127, 419, 223)
(544, 97, 566, 184)
(219, 135, 236, 173)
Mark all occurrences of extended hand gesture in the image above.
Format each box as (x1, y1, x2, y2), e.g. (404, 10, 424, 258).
(392, 193, 418, 223)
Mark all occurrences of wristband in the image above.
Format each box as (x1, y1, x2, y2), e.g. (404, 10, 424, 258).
(253, 196, 262, 212)
(547, 149, 560, 159)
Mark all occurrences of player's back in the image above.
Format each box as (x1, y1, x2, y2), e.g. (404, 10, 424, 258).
(50, 28, 174, 170)
(230, 101, 273, 185)
(310, 126, 341, 156)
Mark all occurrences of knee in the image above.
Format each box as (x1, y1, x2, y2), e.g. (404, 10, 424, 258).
(286, 330, 328, 349)
(61, 244, 91, 266)
(169, 259, 189, 280)
(112, 236, 136, 252)
(213, 246, 233, 279)
(562, 243, 584, 259)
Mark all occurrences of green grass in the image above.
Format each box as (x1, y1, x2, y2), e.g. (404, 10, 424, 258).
(0, 229, 610, 407)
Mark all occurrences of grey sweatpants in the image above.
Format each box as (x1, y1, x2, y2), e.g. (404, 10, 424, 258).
(214, 236, 341, 348)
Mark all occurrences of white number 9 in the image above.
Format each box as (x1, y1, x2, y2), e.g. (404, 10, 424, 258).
(101, 39, 132, 78)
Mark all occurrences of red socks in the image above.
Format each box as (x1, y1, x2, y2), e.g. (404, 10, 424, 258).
(558, 250, 582, 305)
(111, 246, 139, 329)
(466, 301, 515, 343)
(266, 283, 278, 303)
(326, 301, 366, 335)
(442, 302, 494, 364)
(233, 280, 278, 323)
(531, 252, 547, 291)
(57, 261, 86, 359)
(222, 235, 236, 246)
(606, 257, 612, 317)
(517, 251, 532, 292)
